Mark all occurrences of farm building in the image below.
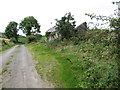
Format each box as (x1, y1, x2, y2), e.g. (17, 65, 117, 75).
(46, 26, 61, 42)
(46, 22, 87, 41)
(76, 22, 87, 35)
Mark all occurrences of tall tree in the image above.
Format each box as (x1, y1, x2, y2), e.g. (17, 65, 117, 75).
(19, 16, 40, 36)
(55, 12, 76, 40)
(5, 21, 19, 42)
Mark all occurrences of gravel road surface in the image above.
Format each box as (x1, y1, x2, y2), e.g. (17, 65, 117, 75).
(0, 45, 52, 88)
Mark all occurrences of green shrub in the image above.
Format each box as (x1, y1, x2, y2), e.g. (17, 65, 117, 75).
(26, 35, 37, 43)
(34, 34, 42, 40)
(11, 38, 17, 43)
(45, 32, 51, 38)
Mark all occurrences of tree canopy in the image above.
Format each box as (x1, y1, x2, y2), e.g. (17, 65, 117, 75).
(55, 12, 76, 40)
(19, 16, 40, 36)
(5, 21, 19, 42)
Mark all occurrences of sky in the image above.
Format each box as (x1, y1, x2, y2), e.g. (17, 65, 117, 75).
(0, 0, 118, 35)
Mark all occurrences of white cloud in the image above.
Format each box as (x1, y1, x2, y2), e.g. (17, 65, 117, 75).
(0, 0, 117, 35)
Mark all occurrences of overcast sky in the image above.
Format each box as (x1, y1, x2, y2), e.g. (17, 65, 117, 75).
(0, 0, 117, 35)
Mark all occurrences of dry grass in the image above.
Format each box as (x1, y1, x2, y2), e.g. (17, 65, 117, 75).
(0, 38, 11, 43)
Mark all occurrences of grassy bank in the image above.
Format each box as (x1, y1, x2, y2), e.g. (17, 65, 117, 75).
(0, 40, 15, 53)
(26, 30, 119, 88)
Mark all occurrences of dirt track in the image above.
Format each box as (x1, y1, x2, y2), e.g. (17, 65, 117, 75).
(0, 45, 52, 88)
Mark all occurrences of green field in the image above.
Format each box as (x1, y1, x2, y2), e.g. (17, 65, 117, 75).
(26, 30, 120, 88)
(18, 37, 27, 43)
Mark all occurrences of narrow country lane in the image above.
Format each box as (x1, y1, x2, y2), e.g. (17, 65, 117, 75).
(0, 45, 51, 88)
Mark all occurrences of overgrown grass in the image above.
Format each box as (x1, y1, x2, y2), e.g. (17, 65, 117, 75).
(5, 60, 12, 65)
(26, 30, 119, 88)
(0, 66, 9, 75)
(27, 41, 64, 87)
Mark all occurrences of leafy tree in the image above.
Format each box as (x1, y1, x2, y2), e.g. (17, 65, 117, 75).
(55, 12, 76, 40)
(5, 21, 19, 42)
(19, 16, 40, 36)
